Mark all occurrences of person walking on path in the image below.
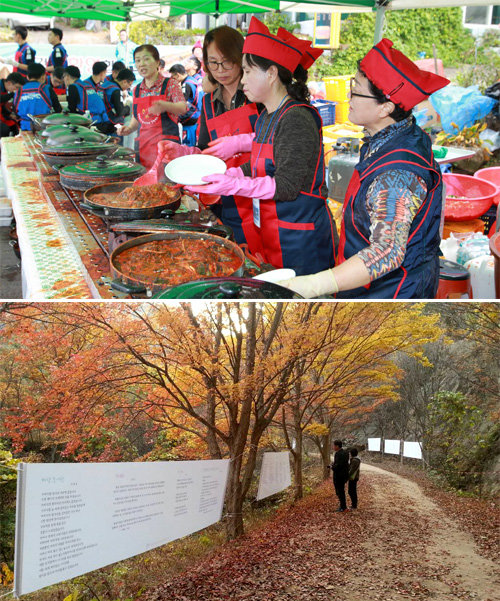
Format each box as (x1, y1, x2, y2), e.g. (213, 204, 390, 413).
(348, 447, 361, 509)
(330, 439, 349, 512)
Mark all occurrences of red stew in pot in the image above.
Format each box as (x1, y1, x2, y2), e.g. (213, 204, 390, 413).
(114, 238, 243, 287)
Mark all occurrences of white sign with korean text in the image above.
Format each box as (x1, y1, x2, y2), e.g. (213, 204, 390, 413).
(384, 439, 401, 455)
(256, 452, 291, 501)
(367, 437, 381, 451)
(14, 459, 229, 597)
(403, 441, 423, 459)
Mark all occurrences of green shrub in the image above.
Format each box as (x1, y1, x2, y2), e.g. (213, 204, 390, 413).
(129, 19, 205, 45)
(311, 8, 478, 80)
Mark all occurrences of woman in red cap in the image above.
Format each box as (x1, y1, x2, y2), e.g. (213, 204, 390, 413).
(152, 26, 261, 250)
(280, 38, 449, 298)
(188, 17, 336, 276)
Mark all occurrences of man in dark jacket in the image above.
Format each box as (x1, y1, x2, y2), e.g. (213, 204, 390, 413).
(330, 439, 349, 512)
(348, 447, 361, 509)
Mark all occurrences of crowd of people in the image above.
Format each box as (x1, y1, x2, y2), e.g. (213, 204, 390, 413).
(0, 17, 452, 299)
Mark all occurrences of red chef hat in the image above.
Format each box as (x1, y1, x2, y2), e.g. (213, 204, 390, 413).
(360, 38, 449, 111)
(243, 17, 303, 73)
(277, 27, 324, 70)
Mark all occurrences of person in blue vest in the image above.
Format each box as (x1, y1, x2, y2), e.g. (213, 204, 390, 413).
(13, 63, 62, 131)
(81, 61, 113, 133)
(47, 67, 66, 98)
(168, 63, 200, 146)
(105, 61, 125, 84)
(4, 26, 36, 74)
(64, 64, 108, 133)
(279, 39, 450, 298)
(187, 18, 336, 276)
(101, 68, 136, 133)
(46, 28, 68, 75)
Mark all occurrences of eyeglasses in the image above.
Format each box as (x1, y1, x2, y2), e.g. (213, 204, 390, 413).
(349, 77, 378, 100)
(206, 59, 234, 71)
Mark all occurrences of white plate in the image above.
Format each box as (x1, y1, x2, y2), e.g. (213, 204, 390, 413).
(253, 268, 296, 283)
(164, 154, 227, 186)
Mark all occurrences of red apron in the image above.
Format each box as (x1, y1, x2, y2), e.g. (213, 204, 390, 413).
(134, 92, 179, 171)
(205, 102, 262, 253)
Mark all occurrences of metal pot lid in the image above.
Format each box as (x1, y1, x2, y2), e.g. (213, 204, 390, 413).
(41, 124, 91, 138)
(60, 156, 145, 178)
(44, 127, 108, 146)
(42, 112, 92, 126)
(42, 141, 118, 154)
(153, 277, 303, 299)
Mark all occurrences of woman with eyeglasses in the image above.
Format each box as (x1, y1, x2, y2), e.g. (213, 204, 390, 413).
(187, 18, 336, 276)
(279, 39, 449, 298)
(118, 44, 187, 170)
(157, 26, 262, 250)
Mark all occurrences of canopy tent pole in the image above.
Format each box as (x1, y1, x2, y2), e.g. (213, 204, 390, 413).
(373, 0, 388, 43)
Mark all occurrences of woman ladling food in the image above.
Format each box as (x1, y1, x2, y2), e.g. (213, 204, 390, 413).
(149, 26, 261, 250)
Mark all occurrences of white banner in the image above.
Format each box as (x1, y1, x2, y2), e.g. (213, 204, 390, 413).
(367, 437, 381, 451)
(256, 452, 291, 501)
(403, 441, 423, 459)
(384, 439, 401, 455)
(14, 459, 229, 597)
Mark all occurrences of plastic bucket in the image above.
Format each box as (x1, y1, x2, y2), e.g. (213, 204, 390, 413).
(443, 173, 497, 221)
(464, 255, 495, 299)
(335, 101, 350, 124)
(323, 75, 352, 103)
(474, 167, 500, 205)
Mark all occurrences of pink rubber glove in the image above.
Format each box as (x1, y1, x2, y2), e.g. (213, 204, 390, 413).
(201, 133, 255, 161)
(134, 140, 201, 186)
(225, 166, 245, 178)
(186, 172, 276, 199)
(158, 140, 201, 162)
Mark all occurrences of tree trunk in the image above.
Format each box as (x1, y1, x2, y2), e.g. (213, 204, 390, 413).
(293, 435, 303, 501)
(224, 456, 244, 540)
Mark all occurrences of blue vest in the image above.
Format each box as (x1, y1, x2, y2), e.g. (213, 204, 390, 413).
(14, 81, 52, 130)
(47, 43, 68, 69)
(180, 75, 200, 124)
(81, 77, 109, 123)
(338, 119, 443, 299)
(100, 78, 122, 124)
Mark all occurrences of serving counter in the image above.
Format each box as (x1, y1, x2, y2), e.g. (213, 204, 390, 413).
(1, 133, 130, 299)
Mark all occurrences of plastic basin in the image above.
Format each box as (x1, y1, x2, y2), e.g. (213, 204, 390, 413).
(474, 167, 500, 205)
(443, 173, 496, 222)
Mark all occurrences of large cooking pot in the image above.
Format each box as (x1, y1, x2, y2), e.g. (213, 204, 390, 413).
(41, 126, 109, 146)
(153, 277, 303, 299)
(40, 123, 95, 140)
(29, 111, 94, 132)
(59, 156, 146, 190)
(40, 140, 128, 168)
(82, 181, 181, 221)
(109, 231, 246, 296)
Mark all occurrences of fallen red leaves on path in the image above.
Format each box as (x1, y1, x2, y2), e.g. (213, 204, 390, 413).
(140, 467, 499, 601)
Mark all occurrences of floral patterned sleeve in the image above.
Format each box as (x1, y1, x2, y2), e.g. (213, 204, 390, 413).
(357, 169, 427, 281)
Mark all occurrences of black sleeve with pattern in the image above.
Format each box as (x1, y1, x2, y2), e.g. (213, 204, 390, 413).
(272, 107, 326, 201)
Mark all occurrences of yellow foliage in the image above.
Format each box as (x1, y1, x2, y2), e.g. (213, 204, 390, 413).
(0, 563, 13, 586)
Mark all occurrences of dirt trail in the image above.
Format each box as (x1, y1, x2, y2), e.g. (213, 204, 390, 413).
(349, 464, 499, 600)
(145, 464, 499, 601)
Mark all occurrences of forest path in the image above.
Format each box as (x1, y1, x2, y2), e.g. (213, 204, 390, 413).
(144, 464, 499, 601)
